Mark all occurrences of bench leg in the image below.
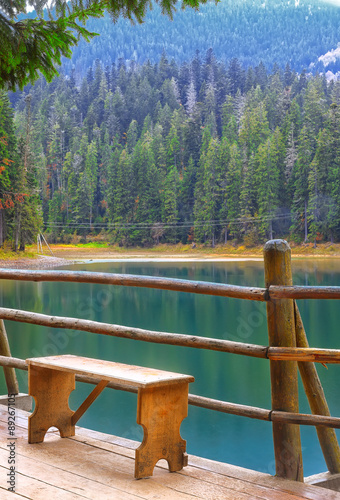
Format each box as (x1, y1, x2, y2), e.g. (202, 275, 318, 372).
(28, 365, 75, 444)
(135, 382, 189, 479)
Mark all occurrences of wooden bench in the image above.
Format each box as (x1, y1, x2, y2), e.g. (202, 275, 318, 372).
(26, 355, 194, 479)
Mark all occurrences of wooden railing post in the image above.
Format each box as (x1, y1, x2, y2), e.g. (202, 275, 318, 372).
(264, 239, 303, 481)
(0, 320, 19, 394)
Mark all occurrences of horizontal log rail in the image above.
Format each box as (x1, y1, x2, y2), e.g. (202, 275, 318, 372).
(2, 271, 340, 301)
(0, 307, 340, 362)
(1, 355, 339, 429)
(0, 307, 268, 358)
(0, 269, 267, 301)
(269, 285, 340, 300)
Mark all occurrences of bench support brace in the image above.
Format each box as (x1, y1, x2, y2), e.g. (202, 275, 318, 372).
(28, 365, 75, 443)
(136, 382, 189, 479)
(72, 379, 108, 425)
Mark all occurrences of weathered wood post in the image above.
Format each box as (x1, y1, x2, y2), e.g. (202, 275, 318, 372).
(294, 302, 340, 474)
(0, 319, 19, 394)
(264, 239, 303, 481)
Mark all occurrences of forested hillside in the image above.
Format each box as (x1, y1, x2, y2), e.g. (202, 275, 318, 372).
(56, 0, 340, 78)
(0, 92, 42, 251)
(7, 53, 340, 247)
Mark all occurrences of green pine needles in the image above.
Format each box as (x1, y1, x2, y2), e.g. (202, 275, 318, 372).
(0, 0, 211, 90)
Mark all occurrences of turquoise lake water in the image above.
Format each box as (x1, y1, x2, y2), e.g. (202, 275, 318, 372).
(0, 258, 339, 477)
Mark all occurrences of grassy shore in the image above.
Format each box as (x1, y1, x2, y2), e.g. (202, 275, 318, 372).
(1, 241, 340, 266)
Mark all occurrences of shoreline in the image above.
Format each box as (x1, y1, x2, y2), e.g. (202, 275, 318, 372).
(1, 242, 340, 269)
(2, 252, 340, 270)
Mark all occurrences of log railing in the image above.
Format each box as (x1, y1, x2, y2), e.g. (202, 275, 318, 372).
(0, 307, 339, 363)
(0, 239, 339, 482)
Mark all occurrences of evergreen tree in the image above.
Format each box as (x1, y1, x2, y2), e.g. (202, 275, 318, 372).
(254, 130, 283, 240)
(162, 164, 178, 243)
(291, 127, 313, 242)
(131, 135, 161, 245)
(0, 91, 16, 245)
(239, 101, 270, 157)
(194, 137, 221, 246)
(221, 141, 242, 242)
(13, 95, 43, 250)
(303, 76, 327, 146)
(326, 104, 340, 241)
(227, 58, 244, 97)
(111, 149, 134, 245)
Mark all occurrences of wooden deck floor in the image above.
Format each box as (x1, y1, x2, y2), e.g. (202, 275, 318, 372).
(0, 407, 339, 499)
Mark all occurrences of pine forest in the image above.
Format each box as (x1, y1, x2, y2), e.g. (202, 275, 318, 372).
(2, 52, 340, 248)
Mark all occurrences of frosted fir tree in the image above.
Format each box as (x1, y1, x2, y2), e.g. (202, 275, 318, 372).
(186, 80, 197, 116)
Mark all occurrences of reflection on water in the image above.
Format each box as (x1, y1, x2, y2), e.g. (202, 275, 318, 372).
(0, 259, 339, 476)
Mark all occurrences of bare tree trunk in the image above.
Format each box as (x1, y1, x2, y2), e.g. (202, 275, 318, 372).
(19, 237, 25, 252)
(0, 210, 3, 247)
(304, 199, 308, 243)
(13, 207, 20, 252)
(224, 227, 228, 244)
(269, 219, 273, 240)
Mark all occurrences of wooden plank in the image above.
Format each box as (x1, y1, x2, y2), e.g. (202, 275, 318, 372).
(0, 408, 335, 500)
(0, 413, 196, 499)
(69, 434, 330, 500)
(152, 465, 295, 500)
(151, 470, 263, 500)
(20, 434, 257, 500)
(68, 430, 328, 500)
(27, 355, 194, 389)
(0, 393, 32, 412)
(0, 463, 85, 499)
(306, 471, 340, 492)
(69, 433, 303, 500)
(74, 425, 140, 451)
(189, 456, 338, 500)
(0, 482, 27, 499)
(1, 434, 198, 500)
(0, 419, 58, 439)
(26, 426, 339, 500)
(0, 409, 39, 432)
(177, 464, 305, 500)
(0, 448, 143, 500)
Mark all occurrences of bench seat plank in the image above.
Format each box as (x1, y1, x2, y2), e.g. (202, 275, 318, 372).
(27, 354, 194, 389)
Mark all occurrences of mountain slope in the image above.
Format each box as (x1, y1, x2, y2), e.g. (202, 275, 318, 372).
(60, 0, 340, 77)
